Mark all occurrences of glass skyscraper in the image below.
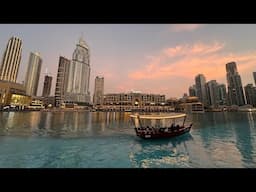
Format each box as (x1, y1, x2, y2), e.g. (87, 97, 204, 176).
(226, 62, 245, 106)
(195, 74, 207, 106)
(42, 75, 52, 97)
(55, 56, 70, 107)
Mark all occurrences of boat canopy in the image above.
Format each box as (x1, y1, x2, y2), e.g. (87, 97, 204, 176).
(130, 113, 186, 120)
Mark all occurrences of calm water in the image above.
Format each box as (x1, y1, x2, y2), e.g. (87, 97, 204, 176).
(0, 111, 256, 168)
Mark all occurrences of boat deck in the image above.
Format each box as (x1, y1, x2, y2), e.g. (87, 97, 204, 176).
(134, 124, 192, 139)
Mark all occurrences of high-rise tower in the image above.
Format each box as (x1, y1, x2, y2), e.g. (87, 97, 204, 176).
(55, 56, 70, 107)
(24, 52, 42, 96)
(226, 62, 245, 106)
(93, 76, 104, 105)
(0, 36, 22, 82)
(66, 37, 91, 104)
(195, 74, 207, 106)
(253, 72, 256, 86)
(42, 75, 52, 97)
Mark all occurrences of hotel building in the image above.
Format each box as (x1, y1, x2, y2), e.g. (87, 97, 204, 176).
(66, 37, 91, 105)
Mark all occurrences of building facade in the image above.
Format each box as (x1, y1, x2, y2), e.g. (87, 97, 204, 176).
(189, 85, 196, 97)
(42, 75, 52, 97)
(55, 56, 70, 107)
(206, 80, 218, 107)
(0, 36, 22, 83)
(93, 76, 104, 105)
(176, 96, 204, 113)
(244, 84, 256, 107)
(226, 62, 245, 106)
(195, 74, 207, 106)
(103, 92, 165, 107)
(0, 80, 31, 108)
(24, 52, 42, 96)
(217, 84, 227, 105)
(66, 37, 91, 105)
(253, 72, 256, 86)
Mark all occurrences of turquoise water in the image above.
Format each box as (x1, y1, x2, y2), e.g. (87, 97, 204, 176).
(0, 111, 256, 168)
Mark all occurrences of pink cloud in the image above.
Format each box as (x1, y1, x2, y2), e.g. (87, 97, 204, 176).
(170, 24, 204, 32)
(164, 42, 225, 57)
(128, 41, 256, 83)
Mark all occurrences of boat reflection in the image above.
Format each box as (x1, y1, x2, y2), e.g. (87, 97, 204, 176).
(129, 133, 193, 168)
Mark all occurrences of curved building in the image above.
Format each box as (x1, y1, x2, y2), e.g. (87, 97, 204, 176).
(0, 36, 22, 83)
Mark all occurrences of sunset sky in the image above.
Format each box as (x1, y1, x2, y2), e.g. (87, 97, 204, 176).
(0, 24, 256, 98)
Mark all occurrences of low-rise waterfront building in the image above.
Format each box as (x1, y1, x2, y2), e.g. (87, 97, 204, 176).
(102, 92, 166, 111)
(244, 84, 256, 107)
(0, 80, 31, 109)
(176, 96, 204, 113)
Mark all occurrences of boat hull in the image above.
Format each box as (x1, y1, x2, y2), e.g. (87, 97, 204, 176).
(134, 125, 192, 139)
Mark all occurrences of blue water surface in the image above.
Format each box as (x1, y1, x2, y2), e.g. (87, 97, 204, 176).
(0, 111, 256, 168)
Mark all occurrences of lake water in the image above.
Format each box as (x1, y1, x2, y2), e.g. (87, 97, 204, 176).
(0, 111, 256, 168)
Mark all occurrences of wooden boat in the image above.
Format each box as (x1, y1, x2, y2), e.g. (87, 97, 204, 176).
(130, 113, 192, 139)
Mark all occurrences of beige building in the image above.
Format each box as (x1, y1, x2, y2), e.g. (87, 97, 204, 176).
(0, 36, 22, 83)
(93, 76, 104, 105)
(25, 52, 42, 96)
(66, 37, 91, 105)
(0, 80, 31, 108)
(103, 92, 165, 107)
(177, 96, 204, 113)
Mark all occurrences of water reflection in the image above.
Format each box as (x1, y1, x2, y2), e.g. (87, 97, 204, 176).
(1, 111, 256, 167)
(232, 113, 255, 167)
(129, 134, 193, 168)
(0, 111, 133, 137)
(191, 112, 256, 167)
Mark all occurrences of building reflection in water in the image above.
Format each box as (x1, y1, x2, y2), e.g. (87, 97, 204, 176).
(199, 113, 234, 144)
(91, 112, 106, 133)
(0, 111, 168, 137)
(232, 112, 255, 167)
(195, 112, 256, 167)
(5, 112, 15, 129)
(247, 112, 255, 130)
(0, 112, 15, 135)
(38, 112, 52, 130)
(129, 134, 193, 168)
(30, 112, 41, 130)
(66, 112, 91, 135)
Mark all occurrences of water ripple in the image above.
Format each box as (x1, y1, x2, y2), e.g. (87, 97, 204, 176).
(0, 111, 256, 167)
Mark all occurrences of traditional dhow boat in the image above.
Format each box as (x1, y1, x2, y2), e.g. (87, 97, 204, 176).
(130, 113, 192, 139)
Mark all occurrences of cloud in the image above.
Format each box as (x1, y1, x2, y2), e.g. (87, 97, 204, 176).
(128, 41, 256, 83)
(170, 24, 204, 32)
(164, 42, 225, 57)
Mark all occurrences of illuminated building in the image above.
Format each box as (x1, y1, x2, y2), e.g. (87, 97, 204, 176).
(0, 80, 31, 108)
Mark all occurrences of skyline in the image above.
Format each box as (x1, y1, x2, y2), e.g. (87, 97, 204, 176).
(1, 24, 256, 98)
